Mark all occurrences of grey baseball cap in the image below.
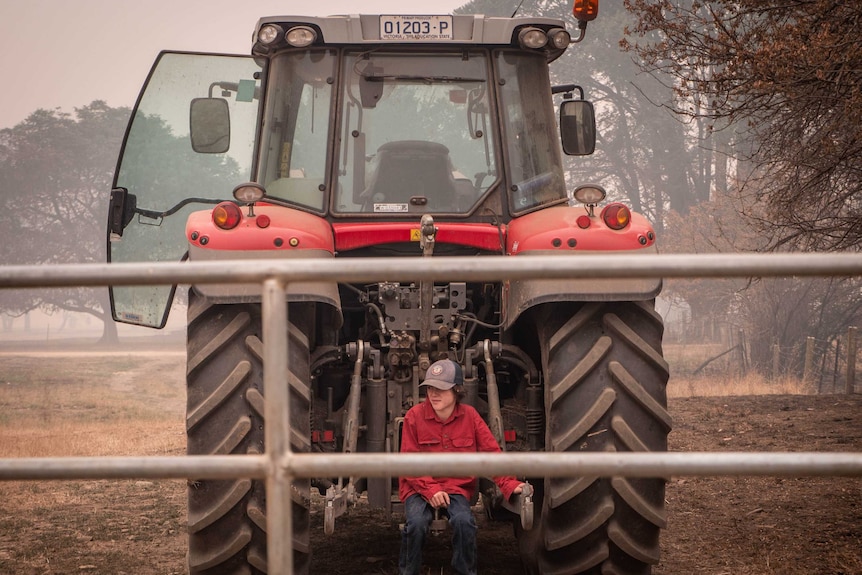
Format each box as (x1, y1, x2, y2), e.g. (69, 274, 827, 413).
(420, 359, 463, 390)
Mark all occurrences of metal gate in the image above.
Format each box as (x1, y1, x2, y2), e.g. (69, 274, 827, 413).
(2, 252, 862, 574)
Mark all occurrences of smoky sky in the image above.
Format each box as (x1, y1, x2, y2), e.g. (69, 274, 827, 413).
(0, 0, 467, 130)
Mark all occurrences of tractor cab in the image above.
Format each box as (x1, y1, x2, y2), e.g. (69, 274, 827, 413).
(108, 10, 597, 327)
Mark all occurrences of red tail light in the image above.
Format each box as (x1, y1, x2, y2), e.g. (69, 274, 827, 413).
(576, 214, 591, 229)
(256, 214, 271, 228)
(601, 203, 630, 230)
(213, 202, 242, 230)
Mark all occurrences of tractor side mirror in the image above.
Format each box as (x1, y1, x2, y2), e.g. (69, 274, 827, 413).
(190, 98, 231, 153)
(560, 99, 596, 156)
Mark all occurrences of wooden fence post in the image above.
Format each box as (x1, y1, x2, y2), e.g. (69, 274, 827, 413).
(736, 328, 747, 375)
(772, 343, 780, 380)
(846, 326, 857, 394)
(803, 336, 815, 384)
(832, 338, 841, 394)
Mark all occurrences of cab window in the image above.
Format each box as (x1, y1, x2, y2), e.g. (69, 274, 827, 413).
(259, 50, 336, 212)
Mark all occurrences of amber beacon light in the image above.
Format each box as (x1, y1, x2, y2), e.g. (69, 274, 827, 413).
(573, 0, 599, 21)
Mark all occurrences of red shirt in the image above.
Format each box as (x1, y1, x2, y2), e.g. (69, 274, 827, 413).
(398, 399, 522, 503)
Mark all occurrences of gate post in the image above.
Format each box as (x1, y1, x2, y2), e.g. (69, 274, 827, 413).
(262, 277, 293, 575)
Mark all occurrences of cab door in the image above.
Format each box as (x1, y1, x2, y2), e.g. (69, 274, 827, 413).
(107, 52, 262, 328)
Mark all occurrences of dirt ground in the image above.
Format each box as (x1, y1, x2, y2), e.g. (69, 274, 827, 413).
(0, 353, 860, 574)
(309, 394, 862, 575)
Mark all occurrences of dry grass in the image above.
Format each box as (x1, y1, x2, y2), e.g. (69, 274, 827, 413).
(0, 420, 184, 457)
(0, 346, 823, 454)
(667, 372, 816, 398)
(663, 342, 820, 398)
(0, 354, 185, 457)
(0, 352, 188, 574)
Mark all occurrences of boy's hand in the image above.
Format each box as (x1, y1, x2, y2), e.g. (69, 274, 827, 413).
(429, 490, 451, 508)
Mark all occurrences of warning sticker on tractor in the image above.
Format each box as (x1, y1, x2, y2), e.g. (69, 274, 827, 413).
(373, 203, 409, 213)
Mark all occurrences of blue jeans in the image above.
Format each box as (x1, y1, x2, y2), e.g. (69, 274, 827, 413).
(399, 493, 477, 575)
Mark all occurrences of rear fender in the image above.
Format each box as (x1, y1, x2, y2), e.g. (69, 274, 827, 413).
(503, 205, 661, 328)
(187, 205, 343, 328)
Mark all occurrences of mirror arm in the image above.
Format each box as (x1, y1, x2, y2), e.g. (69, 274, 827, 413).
(569, 20, 588, 44)
(551, 84, 584, 100)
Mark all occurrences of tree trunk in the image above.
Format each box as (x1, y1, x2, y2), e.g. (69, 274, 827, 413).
(99, 314, 119, 345)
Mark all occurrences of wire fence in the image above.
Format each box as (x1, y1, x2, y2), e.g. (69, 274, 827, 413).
(664, 319, 859, 393)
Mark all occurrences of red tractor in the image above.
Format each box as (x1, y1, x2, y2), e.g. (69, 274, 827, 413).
(107, 1, 669, 573)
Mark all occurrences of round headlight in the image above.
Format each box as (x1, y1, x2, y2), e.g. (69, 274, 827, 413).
(233, 182, 265, 204)
(518, 27, 547, 49)
(258, 24, 282, 45)
(573, 184, 607, 205)
(286, 26, 317, 47)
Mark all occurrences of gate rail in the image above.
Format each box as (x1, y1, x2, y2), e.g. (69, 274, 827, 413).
(2, 252, 862, 574)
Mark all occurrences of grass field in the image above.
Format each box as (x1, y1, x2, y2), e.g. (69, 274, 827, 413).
(0, 352, 188, 574)
(0, 343, 820, 459)
(0, 353, 185, 458)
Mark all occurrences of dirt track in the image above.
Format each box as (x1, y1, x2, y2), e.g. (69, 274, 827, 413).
(1, 392, 860, 574)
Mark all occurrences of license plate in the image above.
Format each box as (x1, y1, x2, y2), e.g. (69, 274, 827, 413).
(380, 15, 453, 41)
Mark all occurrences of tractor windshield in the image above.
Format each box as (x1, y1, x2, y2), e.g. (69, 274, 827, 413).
(256, 48, 566, 216)
(334, 50, 496, 214)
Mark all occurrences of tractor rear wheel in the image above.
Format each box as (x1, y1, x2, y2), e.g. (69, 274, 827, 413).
(520, 301, 670, 575)
(185, 290, 312, 574)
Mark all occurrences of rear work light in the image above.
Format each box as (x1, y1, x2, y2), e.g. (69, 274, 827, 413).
(573, 184, 606, 206)
(233, 182, 265, 204)
(548, 28, 571, 49)
(286, 26, 317, 47)
(258, 24, 282, 45)
(601, 203, 631, 230)
(213, 202, 242, 230)
(518, 27, 547, 49)
(573, 184, 606, 217)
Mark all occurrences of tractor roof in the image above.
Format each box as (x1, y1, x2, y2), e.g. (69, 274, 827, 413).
(252, 14, 571, 61)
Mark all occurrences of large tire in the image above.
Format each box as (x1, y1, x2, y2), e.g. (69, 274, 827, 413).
(520, 301, 671, 575)
(185, 290, 312, 574)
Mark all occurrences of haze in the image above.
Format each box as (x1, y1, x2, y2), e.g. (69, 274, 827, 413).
(0, 0, 471, 130)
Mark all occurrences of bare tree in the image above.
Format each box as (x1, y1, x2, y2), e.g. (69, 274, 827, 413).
(623, 0, 862, 250)
(663, 190, 862, 376)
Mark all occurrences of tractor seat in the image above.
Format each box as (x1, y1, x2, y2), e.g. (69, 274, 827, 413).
(362, 140, 458, 211)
